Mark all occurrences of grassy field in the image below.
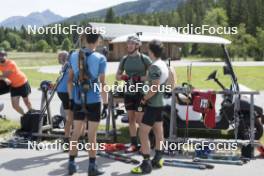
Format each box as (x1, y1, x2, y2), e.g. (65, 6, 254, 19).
(0, 119, 20, 135)
(174, 66, 264, 91)
(21, 66, 264, 90)
(9, 52, 57, 67)
(3, 52, 263, 90)
(107, 66, 264, 91)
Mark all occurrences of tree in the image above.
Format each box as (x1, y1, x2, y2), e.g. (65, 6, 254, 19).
(34, 40, 50, 52)
(6, 32, 22, 49)
(255, 27, 264, 60)
(229, 24, 257, 60)
(61, 38, 72, 51)
(105, 8, 115, 23)
(19, 40, 31, 52)
(0, 40, 11, 51)
(199, 8, 228, 59)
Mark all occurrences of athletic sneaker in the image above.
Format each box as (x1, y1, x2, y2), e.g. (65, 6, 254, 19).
(125, 145, 138, 153)
(68, 161, 78, 175)
(88, 163, 104, 176)
(131, 160, 152, 174)
(151, 158, 164, 169)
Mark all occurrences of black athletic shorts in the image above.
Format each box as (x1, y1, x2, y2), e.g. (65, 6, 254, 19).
(0, 80, 10, 95)
(73, 102, 101, 122)
(57, 92, 70, 110)
(142, 106, 163, 126)
(124, 93, 143, 111)
(10, 81, 31, 98)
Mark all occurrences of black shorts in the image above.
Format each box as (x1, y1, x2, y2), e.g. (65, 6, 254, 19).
(57, 92, 70, 110)
(142, 106, 163, 127)
(73, 102, 101, 122)
(124, 93, 143, 111)
(10, 82, 31, 98)
(0, 80, 10, 95)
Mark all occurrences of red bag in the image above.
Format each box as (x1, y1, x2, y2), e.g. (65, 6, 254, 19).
(192, 90, 216, 128)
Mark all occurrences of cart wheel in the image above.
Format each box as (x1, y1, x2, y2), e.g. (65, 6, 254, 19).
(238, 119, 263, 140)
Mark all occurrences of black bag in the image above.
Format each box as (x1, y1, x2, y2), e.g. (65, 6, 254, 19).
(0, 80, 10, 95)
(20, 110, 47, 133)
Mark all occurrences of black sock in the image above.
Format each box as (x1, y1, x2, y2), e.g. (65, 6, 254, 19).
(154, 150, 163, 160)
(89, 157, 96, 164)
(69, 155, 75, 162)
(142, 154, 150, 160)
(131, 136, 138, 146)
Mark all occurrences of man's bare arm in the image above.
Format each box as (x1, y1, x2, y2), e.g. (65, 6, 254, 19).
(99, 74, 108, 104)
(67, 68, 74, 99)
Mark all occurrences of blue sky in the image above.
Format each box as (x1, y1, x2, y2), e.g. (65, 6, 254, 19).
(0, 0, 136, 22)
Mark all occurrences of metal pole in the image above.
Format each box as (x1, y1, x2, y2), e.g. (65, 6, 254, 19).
(250, 94, 255, 158)
(106, 92, 112, 136)
(169, 88, 177, 141)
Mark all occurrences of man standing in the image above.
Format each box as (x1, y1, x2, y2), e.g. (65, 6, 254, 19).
(0, 48, 33, 115)
(116, 35, 152, 153)
(131, 40, 169, 174)
(67, 30, 107, 176)
(56, 51, 73, 145)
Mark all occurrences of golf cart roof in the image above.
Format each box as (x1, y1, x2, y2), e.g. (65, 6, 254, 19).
(111, 32, 231, 45)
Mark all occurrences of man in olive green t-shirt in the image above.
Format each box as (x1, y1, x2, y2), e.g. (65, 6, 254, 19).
(116, 35, 152, 153)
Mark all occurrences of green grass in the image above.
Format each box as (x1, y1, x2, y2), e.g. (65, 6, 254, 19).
(107, 66, 264, 91)
(22, 69, 59, 88)
(174, 66, 264, 91)
(0, 119, 20, 135)
(8, 52, 58, 67)
(183, 56, 256, 62)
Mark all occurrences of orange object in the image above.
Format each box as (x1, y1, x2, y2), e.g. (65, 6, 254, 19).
(0, 59, 27, 88)
(104, 143, 126, 152)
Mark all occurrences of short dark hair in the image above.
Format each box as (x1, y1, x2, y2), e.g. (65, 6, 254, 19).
(81, 25, 101, 44)
(85, 31, 100, 44)
(148, 40, 164, 58)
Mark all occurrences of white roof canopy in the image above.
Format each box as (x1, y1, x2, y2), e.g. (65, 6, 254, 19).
(111, 32, 231, 45)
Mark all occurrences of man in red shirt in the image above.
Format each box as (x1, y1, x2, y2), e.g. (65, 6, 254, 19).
(0, 48, 33, 115)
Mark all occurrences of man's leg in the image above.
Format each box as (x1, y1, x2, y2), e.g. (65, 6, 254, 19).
(126, 110, 139, 152)
(69, 120, 83, 156)
(22, 96, 32, 111)
(87, 121, 99, 158)
(11, 96, 24, 115)
(139, 123, 152, 155)
(152, 121, 164, 168)
(87, 120, 104, 175)
(135, 112, 143, 125)
(68, 120, 83, 175)
(152, 122, 164, 151)
(64, 110, 73, 139)
(131, 123, 152, 174)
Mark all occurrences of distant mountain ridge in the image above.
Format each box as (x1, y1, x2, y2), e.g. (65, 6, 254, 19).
(0, 10, 65, 28)
(64, 0, 183, 24)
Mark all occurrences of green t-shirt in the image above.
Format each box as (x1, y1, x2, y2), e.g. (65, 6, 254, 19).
(118, 53, 152, 77)
(118, 53, 152, 95)
(147, 65, 164, 107)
